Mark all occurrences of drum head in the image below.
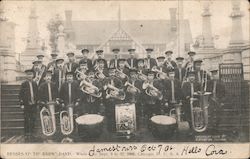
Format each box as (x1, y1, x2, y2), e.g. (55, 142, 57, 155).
(75, 114, 104, 125)
(150, 115, 176, 125)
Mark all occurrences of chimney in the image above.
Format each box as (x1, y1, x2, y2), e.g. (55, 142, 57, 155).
(64, 10, 75, 42)
(169, 8, 177, 31)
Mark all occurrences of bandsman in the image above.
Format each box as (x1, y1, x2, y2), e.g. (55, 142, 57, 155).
(154, 56, 169, 79)
(137, 58, 148, 81)
(47, 52, 58, 74)
(193, 59, 210, 92)
(32, 60, 46, 86)
(79, 49, 92, 70)
(144, 48, 157, 70)
(109, 48, 120, 68)
(52, 58, 65, 91)
(36, 54, 47, 70)
(19, 69, 39, 142)
(116, 58, 129, 83)
(164, 51, 177, 71)
(126, 49, 137, 69)
(75, 60, 89, 82)
(175, 57, 186, 84)
(94, 58, 108, 80)
(93, 50, 108, 69)
(64, 52, 78, 79)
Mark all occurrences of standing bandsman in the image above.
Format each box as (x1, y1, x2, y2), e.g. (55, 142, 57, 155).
(142, 70, 164, 118)
(79, 49, 92, 70)
(164, 51, 177, 71)
(175, 57, 186, 84)
(103, 67, 124, 132)
(47, 53, 58, 74)
(19, 69, 39, 142)
(126, 49, 137, 69)
(36, 54, 47, 70)
(154, 56, 169, 79)
(94, 58, 108, 80)
(109, 48, 120, 68)
(116, 58, 129, 83)
(93, 50, 108, 69)
(33, 60, 46, 86)
(75, 60, 89, 82)
(194, 59, 210, 92)
(64, 52, 78, 79)
(181, 71, 201, 124)
(137, 58, 147, 81)
(144, 48, 157, 70)
(53, 57, 65, 91)
(184, 51, 196, 70)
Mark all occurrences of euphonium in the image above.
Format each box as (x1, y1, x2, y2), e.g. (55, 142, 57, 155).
(60, 104, 74, 136)
(40, 101, 57, 136)
(143, 82, 163, 100)
(104, 83, 125, 100)
(190, 91, 211, 132)
(80, 79, 102, 98)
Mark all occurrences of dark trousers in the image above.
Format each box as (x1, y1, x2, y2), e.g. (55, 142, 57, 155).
(104, 100, 116, 132)
(24, 104, 37, 136)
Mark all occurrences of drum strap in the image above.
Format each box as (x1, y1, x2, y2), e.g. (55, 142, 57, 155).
(29, 81, 35, 104)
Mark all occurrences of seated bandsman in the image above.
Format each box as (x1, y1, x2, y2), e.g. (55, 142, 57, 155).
(142, 70, 164, 118)
(103, 67, 123, 132)
(194, 59, 210, 92)
(32, 60, 46, 86)
(175, 57, 186, 84)
(47, 52, 58, 74)
(81, 71, 104, 114)
(126, 49, 137, 69)
(144, 48, 157, 70)
(19, 69, 38, 142)
(93, 50, 108, 69)
(64, 52, 78, 79)
(181, 71, 201, 124)
(116, 58, 129, 83)
(137, 58, 147, 81)
(164, 51, 177, 71)
(109, 48, 120, 68)
(75, 60, 89, 82)
(154, 56, 168, 79)
(79, 49, 92, 70)
(94, 58, 108, 80)
(52, 57, 65, 91)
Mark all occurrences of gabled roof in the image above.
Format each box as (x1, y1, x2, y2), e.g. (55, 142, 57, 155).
(66, 19, 193, 46)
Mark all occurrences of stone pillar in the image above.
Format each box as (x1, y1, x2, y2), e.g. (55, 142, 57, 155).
(0, 7, 17, 83)
(201, 1, 214, 48)
(57, 25, 66, 56)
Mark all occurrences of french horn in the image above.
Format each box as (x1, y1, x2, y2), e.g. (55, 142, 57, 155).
(60, 104, 74, 136)
(40, 101, 57, 136)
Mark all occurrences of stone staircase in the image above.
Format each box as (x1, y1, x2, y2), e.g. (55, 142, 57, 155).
(1, 84, 24, 136)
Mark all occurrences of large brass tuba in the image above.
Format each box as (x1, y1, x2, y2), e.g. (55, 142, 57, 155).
(60, 104, 74, 135)
(104, 83, 126, 100)
(190, 91, 211, 132)
(143, 81, 163, 100)
(80, 79, 102, 98)
(40, 101, 57, 136)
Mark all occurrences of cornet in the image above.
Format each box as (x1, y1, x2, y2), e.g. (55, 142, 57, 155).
(60, 104, 74, 135)
(104, 83, 125, 100)
(40, 101, 57, 136)
(143, 81, 163, 100)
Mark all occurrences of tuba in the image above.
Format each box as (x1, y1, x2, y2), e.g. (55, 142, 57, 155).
(40, 101, 57, 136)
(190, 91, 211, 132)
(60, 104, 74, 136)
(80, 79, 102, 98)
(104, 83, 125, 100)
(143, 81, 163, 100)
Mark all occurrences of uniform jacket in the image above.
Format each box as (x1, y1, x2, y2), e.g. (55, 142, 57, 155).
(59, 80, 80, 105)
(126, 58, 138, 68)
(144, 57, 157, 70)
(142, 79, 164, 104)
(38, 81, 58, 103)
(174, 67, 186, 83)
(19, 80, 38, 105)
(109, 58, 119, 68)
(125, 79, 143, 103)
(79, 58, 93, 70)
(181, 81, 201, 99)
(165, 79, 183, 103)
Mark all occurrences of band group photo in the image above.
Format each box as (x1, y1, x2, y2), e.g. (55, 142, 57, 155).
(19, 47, 226, 143)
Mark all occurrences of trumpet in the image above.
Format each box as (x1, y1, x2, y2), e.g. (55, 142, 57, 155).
(80, 79, 102, 98)
(115, 68, 128, 79)
(60, 104, 74, 135)
(125, 81, 141, 94)
(143, 81, 163, 100)
(40, 101, 57, 136)
(152, 66, 168, 79)
(190, 91, 211, 133)
(104, 83, 125, 100)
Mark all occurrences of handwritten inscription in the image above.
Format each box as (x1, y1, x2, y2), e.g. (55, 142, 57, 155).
(205, 144, 228, 156)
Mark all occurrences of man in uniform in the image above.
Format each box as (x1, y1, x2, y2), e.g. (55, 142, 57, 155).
(184, 51, 196, 70)
(137, 58, 147, 81)
(47, 52, 58, 74)
(181, 71, 201, 125)
(164, 51, 177, 71)
(144, 48, 157, 70)
(116, 58, 129, 83)
(79, 49, 92, 70)
(175, 57, 186, 84)
(194, 59, 210, 92)
(94, 58, 108, 79)
(154, 56, 169, 79)
(36, 54, 47, 70)
(52, 58, 65, 91)
(109, 48, 120, 68)
(64, 52, 78, 79)
(126, 49, 137, 69)
(75, 60, 89, 82)
(19, 69, 38, 142)
(142, 70, 164, 118)
(93, 50, 108, 69)
(103, 67, 123, 132)
(32, 60, 46, 86)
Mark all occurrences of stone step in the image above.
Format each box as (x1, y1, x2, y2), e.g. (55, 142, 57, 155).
(1, 105, 22, 112)
(1, 94, 19, 100)
(1, 100, 20, 106)
(1, 112, 24, 119)
(1, 127, 24, 136)
(1, 84, 20, 89)
(1, 89, 20, 95)
(1, 119, 24, 127)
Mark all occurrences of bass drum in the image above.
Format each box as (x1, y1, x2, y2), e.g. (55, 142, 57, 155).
(75, 114, 104, 140)
(149, 115, 177, 139)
